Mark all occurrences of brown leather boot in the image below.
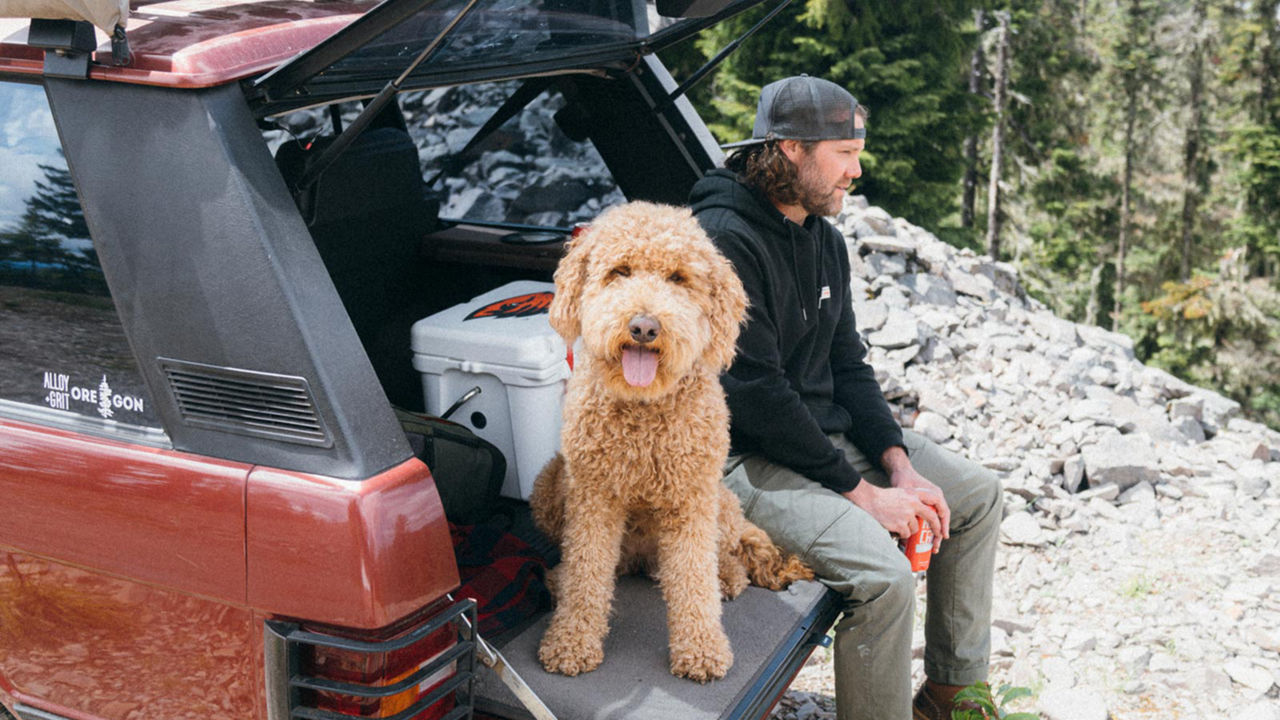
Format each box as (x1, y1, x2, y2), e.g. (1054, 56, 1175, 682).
(911, 679, 988, 720)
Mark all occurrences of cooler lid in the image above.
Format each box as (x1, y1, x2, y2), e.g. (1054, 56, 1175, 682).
(411, 280, 567, 370)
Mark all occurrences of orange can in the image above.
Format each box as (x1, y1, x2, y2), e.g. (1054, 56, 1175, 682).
(900, 520, 933, 572)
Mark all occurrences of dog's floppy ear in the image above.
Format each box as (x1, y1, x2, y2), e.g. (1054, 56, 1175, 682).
(550, 233, 591, 344)
(703, 246, 749, 372)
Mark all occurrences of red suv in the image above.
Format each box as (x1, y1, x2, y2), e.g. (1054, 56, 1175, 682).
(0, 2, 838, 719)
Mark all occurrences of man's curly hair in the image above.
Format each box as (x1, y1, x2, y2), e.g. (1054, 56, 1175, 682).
(723, 141, 816, 207)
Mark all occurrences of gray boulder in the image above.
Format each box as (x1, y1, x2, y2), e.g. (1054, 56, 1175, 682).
(900, 273, 958, 307)
(867, 310, 922, 350)
(859, 235, 917, 256)
(860, 206, 896, 235)
(865, 252, 908, 277)
(1081, 433, 1162, 490)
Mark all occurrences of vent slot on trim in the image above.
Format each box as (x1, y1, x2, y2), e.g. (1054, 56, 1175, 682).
(160, 358, 332, 447)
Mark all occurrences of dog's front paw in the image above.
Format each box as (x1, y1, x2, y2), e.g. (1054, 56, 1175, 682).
(538, 623, 605, 676)
(669, 630, 733, 683)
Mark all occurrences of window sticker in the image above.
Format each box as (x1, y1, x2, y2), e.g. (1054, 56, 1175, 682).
(41, 371, 147, 419)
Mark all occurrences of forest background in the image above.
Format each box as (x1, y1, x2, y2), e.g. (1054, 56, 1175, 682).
(660, 0, 1280, 432)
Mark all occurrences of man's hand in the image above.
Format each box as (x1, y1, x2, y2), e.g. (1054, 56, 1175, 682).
(841, 481, 941, 545)
(881, 446, 950, 550)
(839, 447, 950, 554)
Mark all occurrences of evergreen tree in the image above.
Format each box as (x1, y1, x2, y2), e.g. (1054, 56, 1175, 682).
(1175, 0, 1210, 282)
(961, 8, 988, 231)
(1095, 0, 1160, 330)
(984, 10, 1011, 259)
(1023, 147, 1121, 319)
(983, 0, 1100, 310)
(1217, 0, 1280, 279)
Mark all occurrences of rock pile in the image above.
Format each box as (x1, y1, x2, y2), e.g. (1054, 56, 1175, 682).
(774, 197, 1280, 720)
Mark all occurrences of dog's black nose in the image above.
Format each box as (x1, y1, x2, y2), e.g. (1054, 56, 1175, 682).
(629, 314, 661, 344)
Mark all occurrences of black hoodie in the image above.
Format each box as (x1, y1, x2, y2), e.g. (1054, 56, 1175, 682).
(691, 169, 904, 493)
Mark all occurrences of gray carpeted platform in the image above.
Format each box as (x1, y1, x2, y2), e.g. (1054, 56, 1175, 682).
(474, 577, 837, 720)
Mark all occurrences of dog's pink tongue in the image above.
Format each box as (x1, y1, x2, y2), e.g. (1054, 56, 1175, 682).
(622, 346, 659, 387)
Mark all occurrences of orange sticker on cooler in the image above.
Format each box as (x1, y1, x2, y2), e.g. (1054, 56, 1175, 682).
(464, 292, 553, 320)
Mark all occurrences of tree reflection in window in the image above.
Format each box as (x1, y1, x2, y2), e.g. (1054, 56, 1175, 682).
(1, 158, 105, 295)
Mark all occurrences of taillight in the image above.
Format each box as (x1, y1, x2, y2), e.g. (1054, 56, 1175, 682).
(305, 622, 455, 719)
(265, 598, 477, 720)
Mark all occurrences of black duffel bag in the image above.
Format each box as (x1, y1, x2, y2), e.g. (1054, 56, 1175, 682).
(396, 407, 506, 525)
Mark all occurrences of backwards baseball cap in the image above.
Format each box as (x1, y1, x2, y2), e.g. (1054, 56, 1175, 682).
(722, 75, 865, 149)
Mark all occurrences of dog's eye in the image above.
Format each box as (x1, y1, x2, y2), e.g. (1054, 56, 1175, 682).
(668, 271, 686, 285)
(608, 265, 631, 280)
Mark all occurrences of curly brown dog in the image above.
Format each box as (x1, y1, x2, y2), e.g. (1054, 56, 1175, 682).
(530, 201, 811, 683)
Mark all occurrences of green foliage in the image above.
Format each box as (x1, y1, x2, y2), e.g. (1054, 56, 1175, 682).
(1136, 263, 1280, 429)
(1222, 120, 1280, 269)
(1119, 573, 1157, 599)
(951, 681, 1040, 720)
(1018, 147, 1118, 317)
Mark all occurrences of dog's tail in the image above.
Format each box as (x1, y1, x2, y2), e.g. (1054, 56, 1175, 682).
(734, 522, 814, 590)
(718, 485, 813, 590)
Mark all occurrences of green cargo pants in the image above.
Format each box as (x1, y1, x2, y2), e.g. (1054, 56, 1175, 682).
(723, 430, 1002, 720)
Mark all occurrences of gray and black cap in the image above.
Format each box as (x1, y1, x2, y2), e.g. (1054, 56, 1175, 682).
(722, 75, 865, 149)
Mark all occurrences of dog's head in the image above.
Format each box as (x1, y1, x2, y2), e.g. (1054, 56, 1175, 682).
(550, 201, 747, 401)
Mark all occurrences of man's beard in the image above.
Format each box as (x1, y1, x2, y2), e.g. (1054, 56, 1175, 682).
(795, 159, 845, 217)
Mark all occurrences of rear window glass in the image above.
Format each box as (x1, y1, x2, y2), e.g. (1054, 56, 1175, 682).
(0, 82, 164, 432)
(265, 80, 623, 228)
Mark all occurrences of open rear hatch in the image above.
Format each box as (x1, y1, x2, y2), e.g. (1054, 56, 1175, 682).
(248, 0, 774, 116)
(476, 577, 839, 720)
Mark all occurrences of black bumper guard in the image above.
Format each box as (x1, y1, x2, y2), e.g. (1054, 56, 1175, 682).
(265, 598, 478, 720)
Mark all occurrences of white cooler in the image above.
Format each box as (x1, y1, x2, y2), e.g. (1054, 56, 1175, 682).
(411, 280, 569, 500)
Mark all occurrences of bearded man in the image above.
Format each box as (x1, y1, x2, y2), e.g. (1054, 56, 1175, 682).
(689, 75, 1003, 720)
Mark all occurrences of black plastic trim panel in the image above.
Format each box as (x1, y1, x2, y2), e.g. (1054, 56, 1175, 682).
(44, 79, 411, 479)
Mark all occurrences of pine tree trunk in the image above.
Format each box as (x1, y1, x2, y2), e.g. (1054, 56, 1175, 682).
(1114, 0, 1141, 332)
(1179, 0, 1206, 281)
(1115, 101, 1135, 331)
(985, 11, 1010, 260)
(1269, 2, 1280, 280)
(962, 8, 986, 229)
(1085, 263, 1104, 327)
(1247, 0, 1278, 279)
(1261, 0, 1278, 125)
